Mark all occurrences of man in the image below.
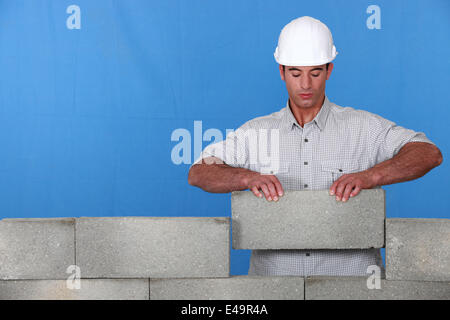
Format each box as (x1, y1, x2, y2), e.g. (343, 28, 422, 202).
(188, 16, 443, 276)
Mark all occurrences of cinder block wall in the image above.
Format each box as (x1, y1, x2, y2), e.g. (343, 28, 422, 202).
(0, 190, 449, 300)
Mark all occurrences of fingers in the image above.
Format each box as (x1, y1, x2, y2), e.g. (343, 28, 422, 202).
(341, 183, 354, 202)
(251, 171, 365, 202)
(260, 183, 279, 201)
(333, 179, 347, 201)
(264, 176, 284, 201)
(350, 185, 361, 198)
(271, 176, 284, 197)
(267, 182, 279, 201)
(249, 175, 284, 202)
(259, 184, 272, 201)
(331, 177, 363, 202)
(329, 180, 338, 196)
(252, 173, 364, 203)
(251, 186, 263, 199)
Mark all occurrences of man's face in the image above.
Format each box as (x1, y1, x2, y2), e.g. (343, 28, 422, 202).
(279, 63, 333, 109)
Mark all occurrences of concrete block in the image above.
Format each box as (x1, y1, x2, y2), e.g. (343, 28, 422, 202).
(0, 218, 75, 280)
(386, 218, 450, 281)
(150, 276, 304, 300)
(232, 189, 385, 249)
(305, 276, 450, 300)
(0, 279, 149, 300)
(76, 217, 229, 278)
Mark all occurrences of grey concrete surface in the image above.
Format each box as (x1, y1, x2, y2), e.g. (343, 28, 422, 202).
(76, 217, 230, 278)
(0, 218, 75, 280)
(232, 189, 385, 249)
(150, 276, 304, 300)
(306, 276, 450, 300)
(386, 218, 450, 281)
(0, 279, 149, 300)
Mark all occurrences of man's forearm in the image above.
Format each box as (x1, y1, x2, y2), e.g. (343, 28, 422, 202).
(327, 142, 442, 201)
(188, 157, 285, 200)
(188, 162, 257, 193)
(368, 142, 443, 187)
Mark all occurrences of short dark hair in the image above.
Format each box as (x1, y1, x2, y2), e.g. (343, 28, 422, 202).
(282, 63, 330, 72)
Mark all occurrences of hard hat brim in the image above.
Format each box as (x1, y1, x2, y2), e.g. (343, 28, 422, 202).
(274, 47, 338, 67)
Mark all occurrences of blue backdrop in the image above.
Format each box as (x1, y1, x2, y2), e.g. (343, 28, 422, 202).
(0, 0, 448, 275)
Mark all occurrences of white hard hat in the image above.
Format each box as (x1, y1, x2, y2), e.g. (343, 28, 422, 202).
(274, 16, 338, 66)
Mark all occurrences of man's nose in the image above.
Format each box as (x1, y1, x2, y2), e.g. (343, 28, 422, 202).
(300, 75, 312, 90)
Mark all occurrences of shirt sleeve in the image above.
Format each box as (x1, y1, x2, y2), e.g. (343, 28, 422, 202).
(190, 122, 251, 170)
(371, 114, 436, 164)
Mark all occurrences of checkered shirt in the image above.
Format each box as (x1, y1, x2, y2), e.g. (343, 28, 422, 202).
(193, 96, 435, 276)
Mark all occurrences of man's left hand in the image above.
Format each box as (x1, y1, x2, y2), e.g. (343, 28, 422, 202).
(329, 171, 377, 202)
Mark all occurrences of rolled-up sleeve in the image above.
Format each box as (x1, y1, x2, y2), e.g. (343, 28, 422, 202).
(371, 115, 436, 164)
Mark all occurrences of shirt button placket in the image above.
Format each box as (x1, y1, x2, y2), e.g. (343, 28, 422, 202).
(302, 126, 313, 190)
(305, 251, 313, 276)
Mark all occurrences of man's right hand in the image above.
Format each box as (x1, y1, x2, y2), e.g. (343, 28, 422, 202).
(188, 157, 284, 199)
(244, 172, 284, 202)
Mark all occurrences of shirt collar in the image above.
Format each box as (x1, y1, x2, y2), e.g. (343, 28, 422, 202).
(283, 95, 332, 131)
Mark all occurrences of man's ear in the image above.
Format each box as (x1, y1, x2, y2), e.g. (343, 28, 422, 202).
(279, 64, 285, 81)
(326, 63, 334, 80)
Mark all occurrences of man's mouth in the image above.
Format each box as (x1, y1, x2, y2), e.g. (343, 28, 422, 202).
(299, 93, 313, 99)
